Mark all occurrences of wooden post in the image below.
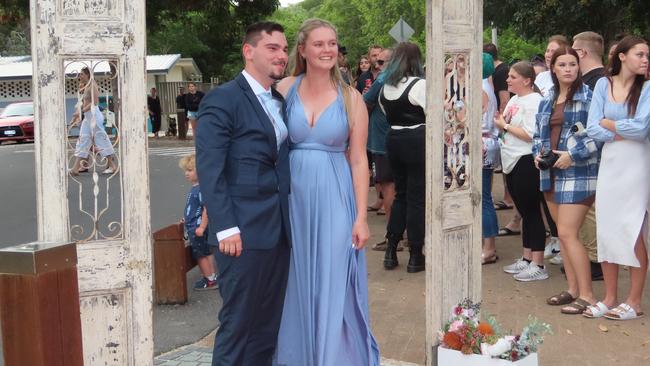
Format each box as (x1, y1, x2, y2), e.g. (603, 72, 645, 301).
(153, 223, 196, 304)
(31, 0, 152, 364)
(0, 242, 83, 366)
(425, 0, 483, 364)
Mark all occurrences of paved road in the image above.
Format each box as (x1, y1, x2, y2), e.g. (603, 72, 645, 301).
(0, 139, 219, 364)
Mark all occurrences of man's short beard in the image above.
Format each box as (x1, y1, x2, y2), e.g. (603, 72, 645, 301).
(270, 71, 285, 80)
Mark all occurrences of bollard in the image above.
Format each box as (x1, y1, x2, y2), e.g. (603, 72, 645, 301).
(153, 223, 197, 304)
(0, 242, 83, 366)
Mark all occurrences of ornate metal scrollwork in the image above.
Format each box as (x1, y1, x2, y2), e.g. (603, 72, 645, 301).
(65, 59, 122, 242)
(443, 53, 470, 192)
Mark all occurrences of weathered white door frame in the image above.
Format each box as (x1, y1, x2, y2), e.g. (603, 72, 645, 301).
(425, 0, 483, 364)
(31, 0, 153, 364)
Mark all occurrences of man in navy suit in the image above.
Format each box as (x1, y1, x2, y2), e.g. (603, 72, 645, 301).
(195, 22, 291, 366)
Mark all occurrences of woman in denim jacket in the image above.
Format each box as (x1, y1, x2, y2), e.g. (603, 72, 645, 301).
(533, 46, 600, 315)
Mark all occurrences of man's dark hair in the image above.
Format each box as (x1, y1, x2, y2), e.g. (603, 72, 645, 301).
(483, 43, 498, 61)
(243, 21, 285, 47)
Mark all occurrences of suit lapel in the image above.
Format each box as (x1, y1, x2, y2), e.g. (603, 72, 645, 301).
(236, 74, 278, 159)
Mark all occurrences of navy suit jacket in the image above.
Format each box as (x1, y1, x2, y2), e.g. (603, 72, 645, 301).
(195, 73, 291, 251)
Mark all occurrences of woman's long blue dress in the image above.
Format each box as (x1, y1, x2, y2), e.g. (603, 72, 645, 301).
(274, 75, 380, 366)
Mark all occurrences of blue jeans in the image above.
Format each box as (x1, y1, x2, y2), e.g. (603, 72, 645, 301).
(482, 168, 499, 238)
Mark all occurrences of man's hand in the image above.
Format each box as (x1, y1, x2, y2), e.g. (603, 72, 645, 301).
(219, 233, 243, 257)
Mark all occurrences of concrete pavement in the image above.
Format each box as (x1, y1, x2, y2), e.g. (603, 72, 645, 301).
(2, 137, 649, 365)
(154, 169, 650, 366)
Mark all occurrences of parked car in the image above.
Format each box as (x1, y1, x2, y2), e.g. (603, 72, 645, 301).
(0, 102, 34, 143)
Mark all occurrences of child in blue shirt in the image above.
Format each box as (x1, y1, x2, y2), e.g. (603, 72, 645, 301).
(180, 154, 218, 290)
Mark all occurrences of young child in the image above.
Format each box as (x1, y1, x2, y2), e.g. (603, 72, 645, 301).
(179, 154, 218, 290)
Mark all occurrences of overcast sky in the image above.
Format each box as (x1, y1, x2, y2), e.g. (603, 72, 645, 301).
(280, 0, 303, 7)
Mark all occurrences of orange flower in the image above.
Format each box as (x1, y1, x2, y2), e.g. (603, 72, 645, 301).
(443, 332, 463, 350)
(478, 322, 494, 336)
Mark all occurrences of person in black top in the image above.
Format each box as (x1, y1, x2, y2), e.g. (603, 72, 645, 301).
(148, 87, 162, 138)
(572, 31, 606, 91)
(184, 82, 205, 137)
(176, 86, 188, 139)
(483, 43, 511, 113)
(378, 42, 426, 273)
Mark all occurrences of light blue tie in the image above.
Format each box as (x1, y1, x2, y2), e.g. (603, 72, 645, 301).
(259, 92, 288, 150)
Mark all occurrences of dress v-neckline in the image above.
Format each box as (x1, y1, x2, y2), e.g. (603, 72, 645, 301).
(295, 77, 339, 129)
(297, 93, 337, 129)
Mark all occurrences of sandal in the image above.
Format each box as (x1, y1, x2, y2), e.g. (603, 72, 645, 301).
(367, 206, 380, 212)
(604, 303, 644, 321)
(546, 291, 576, 306)
(481, 252, 499, 265)
(494, 200, 514, 210)
(583, 302, 611, 318)
(561, 298, 591, 315)
(497, 227, 521, 236)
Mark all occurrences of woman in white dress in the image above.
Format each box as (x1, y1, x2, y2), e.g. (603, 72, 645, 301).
(586, 35, 650, 320)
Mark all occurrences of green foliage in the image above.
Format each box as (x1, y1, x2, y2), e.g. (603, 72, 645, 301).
(146, 0, 280, 80)
(147, 11, 211, 56)
(0, 0, 30, 56)
(270, 0, 426, 72)
(483, 27, 546, 64)
(484, 0, 650, 43)
(2, 29, 30, 56)
(269, 4, 312, 47)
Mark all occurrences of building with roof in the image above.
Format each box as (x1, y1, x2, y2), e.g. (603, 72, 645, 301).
(0, 54, 202, 109)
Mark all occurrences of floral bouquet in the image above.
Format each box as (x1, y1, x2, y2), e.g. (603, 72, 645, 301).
(438, 299, 552, 362)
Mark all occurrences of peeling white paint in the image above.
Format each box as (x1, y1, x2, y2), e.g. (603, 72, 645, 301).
(32, 0, 152, 364)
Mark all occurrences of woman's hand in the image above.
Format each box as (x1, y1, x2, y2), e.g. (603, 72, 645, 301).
(599, 118, 616, 132)
(493, 112, 507, 130)
(352, 219, 370, 250)
(195, 227, 204, 237)
(533, 154, 542, 170)
(552, 150, 572, 169)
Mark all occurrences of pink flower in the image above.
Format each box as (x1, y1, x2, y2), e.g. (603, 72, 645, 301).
(449, 320, 464, 332)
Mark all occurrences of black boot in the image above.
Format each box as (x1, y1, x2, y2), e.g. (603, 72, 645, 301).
(383, 234, 400, 270)
(407, 243, 425, 273)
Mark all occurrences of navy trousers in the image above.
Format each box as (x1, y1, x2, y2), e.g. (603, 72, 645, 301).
(212, 244, 290, 366)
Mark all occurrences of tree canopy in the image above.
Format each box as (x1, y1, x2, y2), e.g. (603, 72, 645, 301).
(484, 0, 650, 45)
(2, 0, 650, 80)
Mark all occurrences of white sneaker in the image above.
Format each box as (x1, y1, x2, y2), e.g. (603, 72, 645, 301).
(503, 258, 529, 274)
(549, 252, 563, 265)
(514, 262, 549, 282)
(544, 237, 561, 259)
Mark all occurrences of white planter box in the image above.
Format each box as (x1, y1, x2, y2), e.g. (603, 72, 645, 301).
(438, 347, 538, 366)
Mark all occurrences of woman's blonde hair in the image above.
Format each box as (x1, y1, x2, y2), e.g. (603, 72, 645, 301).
(289, 18, 356, 128)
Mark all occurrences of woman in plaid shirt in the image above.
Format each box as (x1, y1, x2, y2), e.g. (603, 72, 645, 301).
(532, 46, 600, 316)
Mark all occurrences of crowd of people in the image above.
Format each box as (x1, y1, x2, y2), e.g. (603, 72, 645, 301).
(169, 15, 650, 365)
(481, 33, 650, 320)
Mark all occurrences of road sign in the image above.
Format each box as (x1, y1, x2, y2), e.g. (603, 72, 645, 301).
(389, 17, 415, 43)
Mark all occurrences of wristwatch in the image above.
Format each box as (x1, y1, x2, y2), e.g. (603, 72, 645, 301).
(503, 124, 510, 132)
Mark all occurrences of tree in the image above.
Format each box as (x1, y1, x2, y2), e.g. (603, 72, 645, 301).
(483, 27, 546, 64)
(484, 0, 650, 43)
(146, 0, 280, 80)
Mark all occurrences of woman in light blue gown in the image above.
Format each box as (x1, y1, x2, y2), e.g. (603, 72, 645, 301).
(274, 19, 380, 365)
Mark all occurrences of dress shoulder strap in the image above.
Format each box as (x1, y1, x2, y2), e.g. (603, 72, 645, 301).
(285, 74, 304, 103)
